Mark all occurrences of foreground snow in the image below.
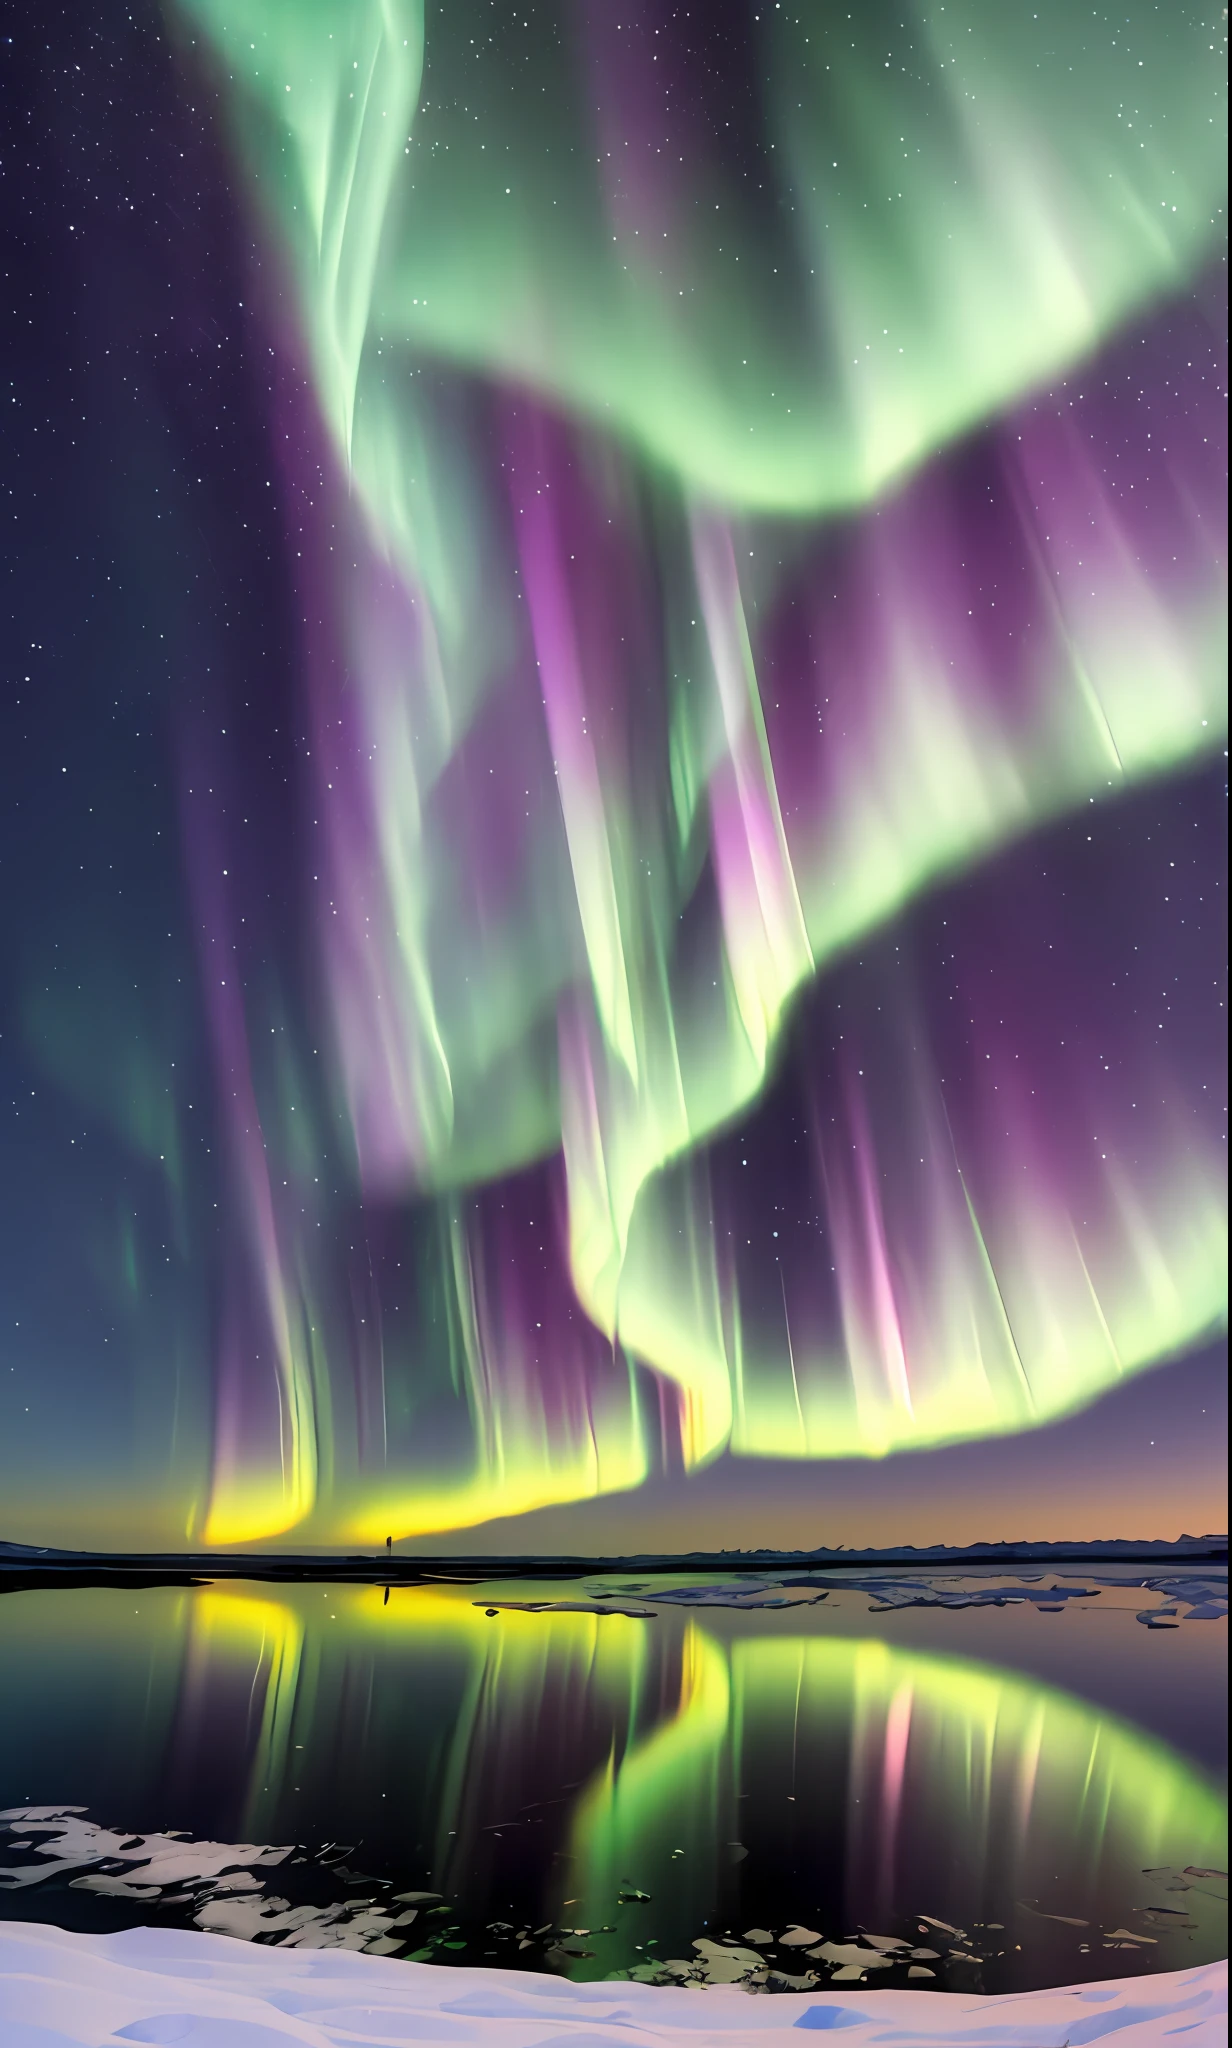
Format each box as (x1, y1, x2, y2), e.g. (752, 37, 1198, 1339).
(0, 1922, 1225, 2047)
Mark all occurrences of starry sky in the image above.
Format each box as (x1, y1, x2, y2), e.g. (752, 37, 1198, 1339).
(0, 3, 1226, 1554)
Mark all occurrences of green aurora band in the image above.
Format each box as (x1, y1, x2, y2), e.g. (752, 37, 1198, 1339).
(49, 0, 1222, 1543)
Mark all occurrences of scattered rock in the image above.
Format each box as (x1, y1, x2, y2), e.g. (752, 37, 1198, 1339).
(694, 1939, 763, 1968)
(697, 1953, 755, 1983)
(766, 1967, 818, 1991)
(809, 1942, 892, 1969)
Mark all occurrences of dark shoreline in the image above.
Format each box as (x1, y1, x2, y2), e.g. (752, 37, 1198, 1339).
(0, 1534, 1224, 1594)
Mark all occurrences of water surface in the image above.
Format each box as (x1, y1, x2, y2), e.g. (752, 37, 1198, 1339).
(0, 1571, 1225, 1994)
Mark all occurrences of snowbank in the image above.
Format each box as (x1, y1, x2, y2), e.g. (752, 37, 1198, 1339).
(0, 1921, 1224, 2046)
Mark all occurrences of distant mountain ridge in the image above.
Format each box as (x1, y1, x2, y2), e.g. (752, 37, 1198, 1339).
(0, 1532, 1225, 1589)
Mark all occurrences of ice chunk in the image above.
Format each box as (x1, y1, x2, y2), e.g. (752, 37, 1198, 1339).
(810, 1943, 893, 1969)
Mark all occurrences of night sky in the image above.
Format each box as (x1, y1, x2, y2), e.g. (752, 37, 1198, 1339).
(0, 3, 1226, 1553)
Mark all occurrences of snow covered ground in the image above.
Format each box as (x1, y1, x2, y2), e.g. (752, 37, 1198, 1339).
(0, 1922, 1224, 2046)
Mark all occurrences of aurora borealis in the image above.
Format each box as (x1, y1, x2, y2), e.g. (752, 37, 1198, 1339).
(0, 3, 1226, 1550)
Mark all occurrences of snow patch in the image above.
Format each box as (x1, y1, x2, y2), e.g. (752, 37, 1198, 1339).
(0, 1921, 1224, 2046)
